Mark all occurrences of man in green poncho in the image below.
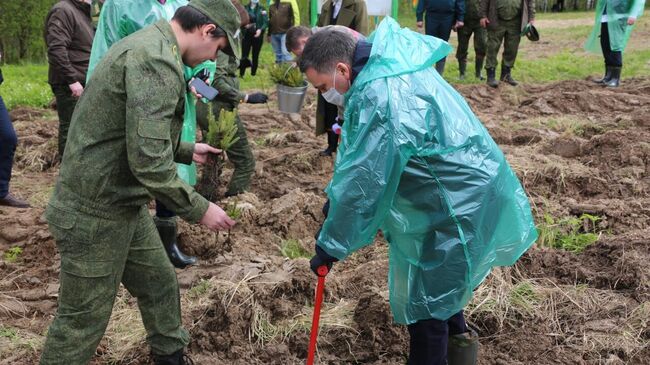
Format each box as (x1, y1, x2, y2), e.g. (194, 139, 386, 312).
(585, 0, 645, 87)
(40, 1, 240, 364)
(300, 22, 537, 364)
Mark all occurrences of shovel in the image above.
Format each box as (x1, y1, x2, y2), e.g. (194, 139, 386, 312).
(306, 265, 329, 365)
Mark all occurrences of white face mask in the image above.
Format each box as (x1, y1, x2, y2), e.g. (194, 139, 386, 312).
(322, 68, 348, 107)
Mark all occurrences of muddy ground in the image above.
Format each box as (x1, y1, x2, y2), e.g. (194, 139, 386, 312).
(1, 78, 649, 365)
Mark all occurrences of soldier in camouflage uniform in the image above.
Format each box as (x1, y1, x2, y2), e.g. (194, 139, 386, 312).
(39, 1, 240, 364)
(480, 0, 535, 87)
(196, 51, 267, 199)
(456, 0, 487, 80)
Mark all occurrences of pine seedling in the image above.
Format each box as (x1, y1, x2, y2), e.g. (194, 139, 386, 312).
(269, 63, 305, 87)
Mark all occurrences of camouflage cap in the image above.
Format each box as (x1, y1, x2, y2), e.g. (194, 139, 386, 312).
(188, 0, 242, 59)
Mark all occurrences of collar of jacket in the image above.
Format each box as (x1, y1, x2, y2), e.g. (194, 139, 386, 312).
(67, 0, 92, 19)
(351, 40, 372, 84)
(153, 20, 185, 75)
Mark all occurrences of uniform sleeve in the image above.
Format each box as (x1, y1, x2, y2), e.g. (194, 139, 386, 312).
(211, 55, 246, 103)
(124, 52, 209, 223)
(479, 0, 489, 19)
(46, 8, 79, 85)
(416, 0, 425, 22)
(317, 83, 409, 260)
(356, 1, 369, 35)
(527, 0, 536, 20)
(87, 0, 122, 81)
(456, 0, 466, 22)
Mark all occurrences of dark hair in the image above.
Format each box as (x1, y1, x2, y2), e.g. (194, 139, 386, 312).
(285, 26, 312, 52)
(172, 6, 227, 38)
(299, 28, 356, 74)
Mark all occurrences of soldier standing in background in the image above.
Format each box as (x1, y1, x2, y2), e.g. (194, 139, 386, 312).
(456, 0, 487, 80)
(44, 0, 95, 158)
(480, 0, 535, 87)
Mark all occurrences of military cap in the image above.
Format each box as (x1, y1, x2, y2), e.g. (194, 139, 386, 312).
(522, 23, 540, 42)
(189, 0, 242, 59)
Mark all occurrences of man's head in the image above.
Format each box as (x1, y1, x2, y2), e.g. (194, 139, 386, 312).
(286, 26, 312, 57)
(171, 0, 242, 66)
(298, 29, 356, 99)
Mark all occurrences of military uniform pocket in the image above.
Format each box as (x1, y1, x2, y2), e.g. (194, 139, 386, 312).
(46, 204, 99, 258)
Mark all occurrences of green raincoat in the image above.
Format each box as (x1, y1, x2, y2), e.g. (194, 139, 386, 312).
(585, 0, 645, 53)
(317, 17, 538, 325)
(87, 0, 217, 185)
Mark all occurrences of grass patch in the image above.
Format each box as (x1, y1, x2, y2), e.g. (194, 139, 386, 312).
(0, 63, 53, 110)
(536, 213, 602, 252)
(3, 246, 23, 263)
(279, 238, 312, 259)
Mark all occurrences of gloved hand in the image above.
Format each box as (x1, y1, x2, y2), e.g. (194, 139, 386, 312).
(247, 92, 268, 104)
(310, 245, 338, 276)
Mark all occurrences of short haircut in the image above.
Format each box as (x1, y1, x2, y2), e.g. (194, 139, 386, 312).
(285, 26, 312, 51)
(299, 28, 356, 74)
(172, 6, 227, 38)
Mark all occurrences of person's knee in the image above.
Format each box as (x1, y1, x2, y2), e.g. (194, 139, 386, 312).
(0, 124, 17, 147)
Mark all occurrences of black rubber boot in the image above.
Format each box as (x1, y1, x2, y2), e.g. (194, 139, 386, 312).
(475, 57, 485, 80)
(458, 60, 467, 80)
(486, 68, 498, 88)
(152, 349, 195, 365)
(593, 65, 612, 84)
(447, 329, 479, 365)
(604, 66, 621, 87)
(154, 217, 197, 269)
(435, 59, 446, 75)
(500, 65, 518, 86)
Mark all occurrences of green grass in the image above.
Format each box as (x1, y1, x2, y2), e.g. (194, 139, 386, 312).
(278, 238, 312, 259)
(3, 246, 23, 263)
(0, 63, 52, 110)
(536, 213, 602, 253)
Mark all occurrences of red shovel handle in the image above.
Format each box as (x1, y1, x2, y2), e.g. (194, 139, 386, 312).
(306, 265, 329, 365)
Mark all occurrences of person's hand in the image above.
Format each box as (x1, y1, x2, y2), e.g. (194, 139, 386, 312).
(332, 123, 342, 135)
(246, 92, 268, 104)
(309, 245, 338, 277)
(480, 18, 490, 28)
(627, 17, 636, 25)
(529, 19, 535, 26)
(193, 143, 222, 164)
(453, 21, 464, 31)
(69, 82, 84, 98)
(199, 202, 236, 231)
(416, 21, 423, 29)
(254, 29, 262, 38)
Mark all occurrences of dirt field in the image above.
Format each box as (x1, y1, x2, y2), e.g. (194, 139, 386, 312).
(1, 77, 649, 364)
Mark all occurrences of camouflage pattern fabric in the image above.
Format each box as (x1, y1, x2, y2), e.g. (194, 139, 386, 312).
(485, 17, 522, 69)
(455, 17, 487, 63)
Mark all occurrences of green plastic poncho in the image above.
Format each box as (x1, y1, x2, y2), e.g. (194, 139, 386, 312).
(317, 17, 538, 325)
(585, 0, 645, 53)
(87, 0, 217, 185)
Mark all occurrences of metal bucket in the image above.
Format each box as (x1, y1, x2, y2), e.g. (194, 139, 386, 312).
(277, 82, 308, 113)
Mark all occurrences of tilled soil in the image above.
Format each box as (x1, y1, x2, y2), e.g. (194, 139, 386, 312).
(1, 78, 648, 364)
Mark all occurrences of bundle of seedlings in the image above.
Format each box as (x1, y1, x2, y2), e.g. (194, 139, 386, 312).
(196, 107, 239, 202)
(269, 63, 305, 87)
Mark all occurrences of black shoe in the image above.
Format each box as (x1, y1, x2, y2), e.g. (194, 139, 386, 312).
(486, 68, 498, 88)
(458, 61, 467, 80)
(475, 57, 485, 80)
(0, 193, 30, 208)
(319, 147, 335, 157)
(500, 65, 518, 86)
(154, 217, 197, 269)
(152, 349, 195, 365)
(603, 66, 621, 87)
(593, 66, 612, 84)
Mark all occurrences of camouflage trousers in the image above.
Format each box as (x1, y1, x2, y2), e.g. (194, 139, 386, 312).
(485, 17, 522, 69)
(456, 18, 487, 62)
(197, 101, 255, 198)
(40, 204, 189, 365)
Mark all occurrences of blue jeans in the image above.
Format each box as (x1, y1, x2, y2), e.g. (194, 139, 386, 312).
(0, 96, 17, 198)
(270, 33, 293, 63)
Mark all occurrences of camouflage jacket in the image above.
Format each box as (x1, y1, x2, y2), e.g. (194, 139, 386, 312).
(49, 20, 209, 223)
(211, 51, 246, 109)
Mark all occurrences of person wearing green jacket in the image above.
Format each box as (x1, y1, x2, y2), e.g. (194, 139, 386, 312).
(585, 0, 645, 87)
(455, 0, 487, 80)
(240, 0, 269, 76)
(39, 2, 240, 364)
(300, 20, 537, 364)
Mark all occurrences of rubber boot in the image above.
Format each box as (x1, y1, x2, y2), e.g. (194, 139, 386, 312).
(604, 66, 621, 87)
(154, 217, 197, 269)
(486, 68, 498, 88)
(152, 349, 195, 365)
(500, 65, 518, 86)
(458, 60, 467, 80)
(447, 329, 479, 365)
(593, 65, 612, 84)
(435, 59, 446, 75)
(475, 57, 485, 80)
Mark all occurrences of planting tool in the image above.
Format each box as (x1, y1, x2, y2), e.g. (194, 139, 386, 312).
(306, 265, 329, 365)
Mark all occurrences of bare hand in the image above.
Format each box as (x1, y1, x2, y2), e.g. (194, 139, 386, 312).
(254, 29, 262, 38)
(69, 82, 84, 98)
(453, 21, 464, 31)
(199, 202, 236, 231)
(529, 19, 535, 26)
(480, 18, 490, 28)
(193, 143, 222, 164)
(416, 21, 423, 29)
(627, 17, 636, 25)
